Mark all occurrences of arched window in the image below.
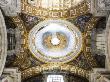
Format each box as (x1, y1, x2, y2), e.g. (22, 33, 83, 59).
(47, 75, 64, 82)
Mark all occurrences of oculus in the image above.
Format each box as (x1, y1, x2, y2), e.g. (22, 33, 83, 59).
(28, 20, 82, 63)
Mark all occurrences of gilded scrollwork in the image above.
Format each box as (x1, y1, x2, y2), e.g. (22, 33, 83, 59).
(21, 64, 89, 79)
(27, 0, 84, 10)
(83, 17, 99, 67)
(11, 16, 28, 52)
(11, 16, 31, 70)
(21, 0, 90, 19)
(5, 0, 101, 81)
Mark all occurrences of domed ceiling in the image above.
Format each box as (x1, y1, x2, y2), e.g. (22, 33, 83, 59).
(28, 20, 83, 63)
(0, 0, 107, 82)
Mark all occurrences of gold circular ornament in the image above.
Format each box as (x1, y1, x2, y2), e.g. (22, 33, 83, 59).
(28, 20, 82, 63)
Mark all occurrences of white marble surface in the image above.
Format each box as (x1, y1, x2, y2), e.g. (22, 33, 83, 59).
(0, 9, 7, 76)
(105, 15, 110, 70)
(90, 0, 110, 16)
(3, 68, 21, 82)
(0, 0, 21, 16)
(89, 68, 110, 82)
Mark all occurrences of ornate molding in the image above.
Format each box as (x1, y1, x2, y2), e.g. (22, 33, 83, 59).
(10, 15, 99, 71)
(22, 64, 89, 80)
(0, 9, 7, 76)
(11, 16, 31, 70)
(83, 17, 99, 67)
(21, 0, 90, 19)
(11, 16, 28, 53)
(27, 0, 84, 10)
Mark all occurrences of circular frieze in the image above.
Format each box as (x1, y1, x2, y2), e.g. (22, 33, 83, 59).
(28, 20, 82, 63)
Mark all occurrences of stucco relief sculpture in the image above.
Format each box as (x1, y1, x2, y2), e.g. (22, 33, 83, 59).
(0, 0, 10, 7)
(97, 0, 110, 10)
(0, 68, 21, 82)
(0, 0, 21, 16)
(2, 68, 21, 82)
(90, 0, 110, 16)
(0, 0, 110, 82)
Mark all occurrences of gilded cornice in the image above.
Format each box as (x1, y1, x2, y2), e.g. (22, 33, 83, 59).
(21, 0, 90, 19)
(21, 64, 89, 79)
